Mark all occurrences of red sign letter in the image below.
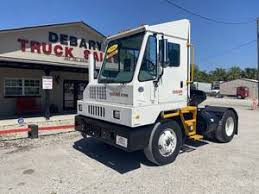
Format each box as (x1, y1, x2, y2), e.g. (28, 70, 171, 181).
(17, 39, 29, 52)
(65, 47, 74, 58)
(31, 41, 41, 54)
(42, 43, 52, 55)
(84, 50, 90, 59)
(54, 45, 63, 57)
(93, 51, 99, 62)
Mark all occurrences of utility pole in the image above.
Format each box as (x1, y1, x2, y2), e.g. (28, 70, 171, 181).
(257, 18, 259, 105)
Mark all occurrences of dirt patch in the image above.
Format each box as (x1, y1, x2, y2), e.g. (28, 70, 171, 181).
(17, 182, 26, 186)
(23, 169, 35, 175)
(5, 145, 32, 154)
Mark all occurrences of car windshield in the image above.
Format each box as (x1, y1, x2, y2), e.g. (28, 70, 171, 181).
(98, 33, 144, 83)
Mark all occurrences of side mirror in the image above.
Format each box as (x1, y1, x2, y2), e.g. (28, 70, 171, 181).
(160, 38, 169, 68)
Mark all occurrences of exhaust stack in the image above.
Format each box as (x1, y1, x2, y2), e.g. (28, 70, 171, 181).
(88, 53, 94, 83)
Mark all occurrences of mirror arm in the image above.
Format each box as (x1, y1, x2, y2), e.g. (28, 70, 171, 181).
(154, 67, 164, 87)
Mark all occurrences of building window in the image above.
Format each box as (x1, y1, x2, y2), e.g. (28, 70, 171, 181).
(24, 80, 40, 96)
(4, 79, 41, 97)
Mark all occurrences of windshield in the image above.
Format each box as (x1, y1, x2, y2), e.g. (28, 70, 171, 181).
(98, 33, 144, 83)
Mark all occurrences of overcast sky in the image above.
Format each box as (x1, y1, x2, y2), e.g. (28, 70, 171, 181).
(0, 0, 258, 71)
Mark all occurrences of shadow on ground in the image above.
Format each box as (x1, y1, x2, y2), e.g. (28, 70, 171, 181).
(73, 137, 210, 174)
(73, 138, 154, 174)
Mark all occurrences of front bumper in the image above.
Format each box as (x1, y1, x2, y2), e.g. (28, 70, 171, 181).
(75, 115, 153, 152)
(77, 100, 134, 127)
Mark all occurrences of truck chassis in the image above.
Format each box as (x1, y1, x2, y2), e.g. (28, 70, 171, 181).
(75, 105, 238, 165)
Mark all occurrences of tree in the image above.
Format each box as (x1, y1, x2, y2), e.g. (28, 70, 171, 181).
(227, 66, 242, 80)
(210, 68, 227, 81)
(193, 65, 257, 83)
(242, 68, 257, 80)
(194, 65, 210, 82)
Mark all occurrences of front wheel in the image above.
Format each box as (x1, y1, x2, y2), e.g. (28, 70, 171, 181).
(144, 120, 182, 165)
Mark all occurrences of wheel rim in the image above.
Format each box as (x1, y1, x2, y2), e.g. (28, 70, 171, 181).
(158, 129, 177, 157)
(225, 117, 235, 136)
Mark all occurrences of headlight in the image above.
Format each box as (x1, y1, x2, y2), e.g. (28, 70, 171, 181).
(113, 110, 120, 119)
(78, 104, 83, 111)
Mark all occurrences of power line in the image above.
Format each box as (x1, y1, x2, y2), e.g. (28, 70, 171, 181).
(164, 0, 255, 25)
(201, 39, 256, 63)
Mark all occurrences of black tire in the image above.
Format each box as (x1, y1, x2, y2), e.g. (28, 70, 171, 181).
(144, 120, 182, 165)
(215, 110, 237, 143)
(204, 131, 215, 140)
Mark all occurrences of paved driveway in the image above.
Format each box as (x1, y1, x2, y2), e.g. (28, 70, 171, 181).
(0, 99, 258, 194)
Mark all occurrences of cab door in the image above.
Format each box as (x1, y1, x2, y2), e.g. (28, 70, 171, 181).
(158, 37, 187, 105)
(137, 35, 159, 105)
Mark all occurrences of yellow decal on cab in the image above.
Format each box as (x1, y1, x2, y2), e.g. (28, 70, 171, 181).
(107, 44, 118, 54)
(106, 50, 118, 59)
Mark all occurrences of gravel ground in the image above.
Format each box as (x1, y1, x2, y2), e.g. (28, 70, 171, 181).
(0, 98, 258, 194)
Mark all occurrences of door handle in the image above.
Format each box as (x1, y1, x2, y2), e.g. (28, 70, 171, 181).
(180, 81, 183, 88)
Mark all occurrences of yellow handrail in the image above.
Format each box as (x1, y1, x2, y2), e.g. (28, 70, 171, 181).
(187, 45, 195, 84)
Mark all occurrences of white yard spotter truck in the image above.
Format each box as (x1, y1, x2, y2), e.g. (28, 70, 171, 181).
(75, 19, 238, 165)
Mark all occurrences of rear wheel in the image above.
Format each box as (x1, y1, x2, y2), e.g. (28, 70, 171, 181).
(215, 110, 237, 143)
(144, 120, 182, 165)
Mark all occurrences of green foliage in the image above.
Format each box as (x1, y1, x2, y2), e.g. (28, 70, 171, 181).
(228, 66, 242, 80)
(242, 68, 258, 79)
(210, 68, 228, 81)
(194, 65, 258, 83)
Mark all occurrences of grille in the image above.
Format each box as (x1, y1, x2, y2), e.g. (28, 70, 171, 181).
(89, 86, 106, 100)
(88, 105, 105, 117)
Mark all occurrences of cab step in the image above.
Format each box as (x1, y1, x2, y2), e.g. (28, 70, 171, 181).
(189, 134, 203, 141)
(184, 119, 196, 127)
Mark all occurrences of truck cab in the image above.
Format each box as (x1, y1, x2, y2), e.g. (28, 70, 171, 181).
(77, 20, 190, 127)
(75, 20, 238, 165)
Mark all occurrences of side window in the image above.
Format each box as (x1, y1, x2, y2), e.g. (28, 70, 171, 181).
(138, 36, 157, 82)
(168, 42, 180, 67)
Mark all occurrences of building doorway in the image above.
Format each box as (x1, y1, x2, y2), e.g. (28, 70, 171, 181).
(63, 80, 88, 111)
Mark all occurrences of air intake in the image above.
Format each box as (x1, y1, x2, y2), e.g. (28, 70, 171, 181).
(89, 86, 106, 100)
(88, 105, 105, 117)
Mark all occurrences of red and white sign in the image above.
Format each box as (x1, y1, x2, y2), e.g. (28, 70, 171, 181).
(0, 25, 105, 68)
(17, 32, 104, 64)
(42, 76, 53, 90)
